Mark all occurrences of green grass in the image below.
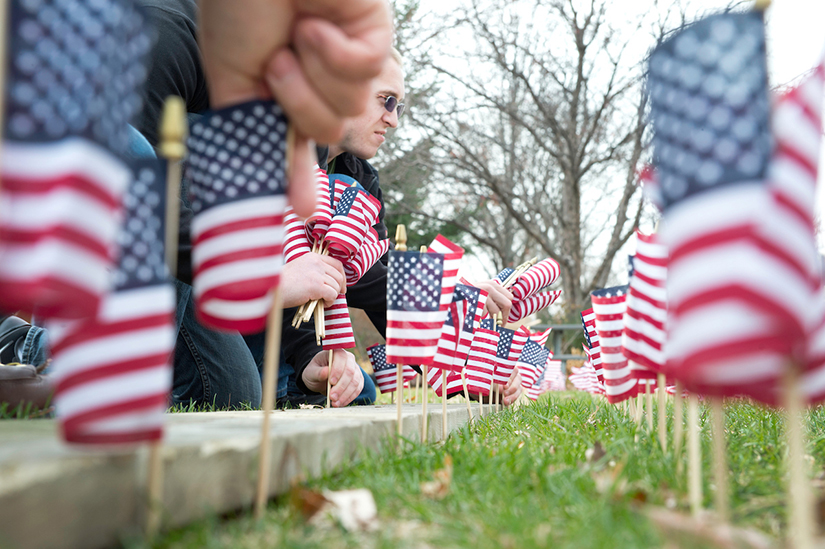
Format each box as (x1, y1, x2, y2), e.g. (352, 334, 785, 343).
(138, 393, 825, 549)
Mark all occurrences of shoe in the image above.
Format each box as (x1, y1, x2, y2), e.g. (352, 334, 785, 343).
(0, 316, 33, 365)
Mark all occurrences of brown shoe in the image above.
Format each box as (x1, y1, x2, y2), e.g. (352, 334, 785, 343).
(0, 364, 53, 411)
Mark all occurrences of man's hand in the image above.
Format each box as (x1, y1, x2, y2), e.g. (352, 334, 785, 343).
(199, 0, 391, 139)
(281, 253, 346, 309)
(302, 348, 364, 407)
(501, 368, 523, 407)
(473, 279, 514, 321)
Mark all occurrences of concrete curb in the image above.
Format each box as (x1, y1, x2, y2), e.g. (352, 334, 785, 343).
(0, 404, 481, 549)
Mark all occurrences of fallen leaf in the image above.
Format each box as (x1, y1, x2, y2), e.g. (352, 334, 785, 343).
(304, 489, 379, 532)
(420, 455, 453, 499)
(291, 487, 330, 520)
(646, 507, 774, 549)
(585, 441, 606, 463)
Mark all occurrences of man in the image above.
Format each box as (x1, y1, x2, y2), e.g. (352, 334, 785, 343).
(280, 51, 524, 408)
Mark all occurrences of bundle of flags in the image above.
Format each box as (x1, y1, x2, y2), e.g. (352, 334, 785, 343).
(499, 259, 563, 323)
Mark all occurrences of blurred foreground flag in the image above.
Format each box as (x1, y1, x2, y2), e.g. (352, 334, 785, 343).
(0, 0, 153, 318)
(47, 160, 175, 444)
(648, 10, 816, 403)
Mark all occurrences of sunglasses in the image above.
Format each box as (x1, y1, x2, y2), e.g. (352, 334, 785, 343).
(379, 94, 405, 118)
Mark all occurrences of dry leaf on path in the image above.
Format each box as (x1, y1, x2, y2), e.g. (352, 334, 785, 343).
(294, 487, 379, 532)
(420, 455, 453, 499)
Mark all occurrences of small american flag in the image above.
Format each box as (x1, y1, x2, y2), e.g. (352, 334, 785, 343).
(0, 0, 153, 319)
(510, 258, 561, 301)
(344, 233, 390, 286)
(622, 231, 667, 374)
(528, 326, 552, 347)
(465, 327, 498, 396)
(385, 251, 448, 365)
(432, 283, 482, 372)
(322, 294, 355, 350)
(492, 325, 529, 385)
(516, 339, 549, 390)
(507, 290, 562, 323)
(591, 285, 636, 403)
(284, 206, 311, 263)
(306, 166, 333, 244)
(428, 235, 464, 311)
(325, 183, 381, 262)
(581, 308, 603, 382)
(188, 100, 288, 334)
(46, 159, 175, 444)
(427, 367, 465, 397)
(368, 344, 398, 394)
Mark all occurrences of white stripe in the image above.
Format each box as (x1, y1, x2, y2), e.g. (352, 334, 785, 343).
(0, 188, 121, 243)
(0, 240, 110, 294)
(771, 156, 817, 211)
(191, 195, 287, 237)
(193, 225, 285, 268)
(200, 295, 273, 320)
(626, 295, 667, 323)
(633, 261, 667, 284)
(99, 286, 175, 323)
(3, 138, 130, 195)
(57, 366, 171, 419)
(386, 345, 438, 359)
(773, 100, 822, 163)
(79, 408, 165, 437)
(605, 378, 637, 396)
(592, 302, 625, 315)
(700, 353, 784, 385)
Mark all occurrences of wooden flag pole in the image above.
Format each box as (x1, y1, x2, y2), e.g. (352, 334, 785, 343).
(0, 0, 7, 198)
(394, 225, 407, 439)
(146, 96, 188, 538)
(710, 397, 729, 522)
(645, 381, 654, 431)
(254, 286, 284, 520)
(687, 393, 702, 518)
(782, 367, 814, 549)
(657, 373, 667, 452)
(326, 348, 333, 409)
(674, 381, 684, 469)
(441, 369, 448, 440)
(635, 392, 644, 427)
(421, 365, 428, 443)
(461, 370, 473, 421)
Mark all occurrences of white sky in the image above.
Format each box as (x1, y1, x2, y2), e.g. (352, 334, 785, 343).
(411, 0, 825, 280)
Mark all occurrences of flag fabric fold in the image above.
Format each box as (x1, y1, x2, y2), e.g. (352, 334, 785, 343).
(510, 258, 561, 301)
(507, 290, 562, 323)
(465, 327, 498, 396)
(591, 285, 637, 403)
(516, 339, 549, 390)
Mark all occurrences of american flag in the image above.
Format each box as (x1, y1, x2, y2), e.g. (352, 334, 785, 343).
(322, 294, 355, 349)
(385, 251, 448, 365)
(431, 286, 470, 371)
(495, 268, 515, 284)
(492, 325, 529, 385)
(649, 11, 807, 402)
(188, 100, 288, 334)
(306, 165, 333, 244)
(0, 0, 153, 319)
(516, 339, 549, 390)
(368, 344, 397, 394)
(46, 159, 175, 444)
(591, 285, 637, 403)
(508, 290, 562, 323)
(528, 326, 553, 347)
(284, 206, 312, 263)
(344, 234, 390, 286)
(622, 231, 667, 374)
(428, 235, 464, 311)
(465, 327, 498, 396)
(510, 258, 561, 301)
(427, 367, 465, 398)
(581, 308, 603, 382)
(569, 349, 605, 395)
(325, 183, 381, 262)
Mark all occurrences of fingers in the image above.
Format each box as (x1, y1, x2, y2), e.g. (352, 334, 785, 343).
(292, 18, 390, 110)
(328, 349, 364, 407)
(287, 133, 317, 217)
(320, 256, 347, 294)
(264, 51, 346, 144)
(477, 280, 513, 318)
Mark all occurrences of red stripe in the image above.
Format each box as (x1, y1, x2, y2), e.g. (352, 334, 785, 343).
(57, 354, 170, 394)
(61, 393, 168, 442)
(193, 215, 282, 245)
(197, 274, 279, 303)
(0, 226, 112, 261)
(3, 173, 121, 209)
(0, 278, 100, 319)
(195, 243, 283, 273)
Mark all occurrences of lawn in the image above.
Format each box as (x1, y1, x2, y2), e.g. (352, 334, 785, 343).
(133, 393, 825, 549)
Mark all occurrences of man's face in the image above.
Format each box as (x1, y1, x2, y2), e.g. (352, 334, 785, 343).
(337, 60, 405, 160)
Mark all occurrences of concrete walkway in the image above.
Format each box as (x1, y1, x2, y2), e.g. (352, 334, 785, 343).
(0, 403, 480, 549)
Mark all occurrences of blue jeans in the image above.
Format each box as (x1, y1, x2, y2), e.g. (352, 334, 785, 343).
(242, 331, 377, 406)
(171, 280, 262, 409)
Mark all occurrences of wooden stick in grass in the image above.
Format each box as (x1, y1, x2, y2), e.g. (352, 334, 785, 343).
(146, 96, 188, 537)
(395, 225, 407, 438)
(646, 380, 654, 431)
(461, 369, 473, 422)
(710, 397, 729, 522)
(782, 366, 814, 549)
(687, 392, 702, 518)
(254, 125, 294, 520)
(441, 369, 448, 440)
(657, 373, 667, 452)
(674, 381, 684, 471)
(421, 365, 428, 443)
